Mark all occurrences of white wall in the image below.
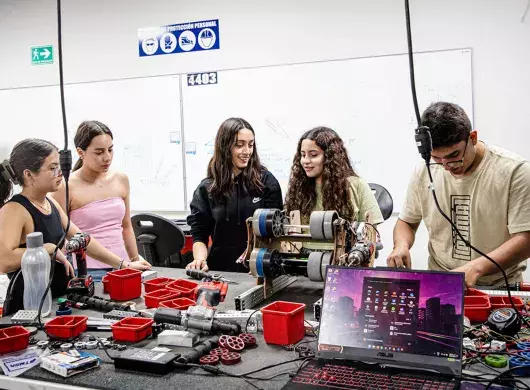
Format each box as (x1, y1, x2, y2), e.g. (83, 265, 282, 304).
(1, 0, 529, 276)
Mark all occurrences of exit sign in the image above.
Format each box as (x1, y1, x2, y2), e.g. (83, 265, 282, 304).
(31, 45, 54, 65)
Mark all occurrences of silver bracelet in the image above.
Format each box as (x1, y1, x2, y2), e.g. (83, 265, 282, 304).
(118, 259, 125, 269)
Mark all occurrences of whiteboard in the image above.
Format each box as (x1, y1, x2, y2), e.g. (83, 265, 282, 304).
(182, 49, 474, 212)
(0, 76, 185, 211)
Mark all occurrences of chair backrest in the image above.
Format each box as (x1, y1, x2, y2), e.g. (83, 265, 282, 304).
(368, 183, 394, 221)
(131, 213, 185, 267)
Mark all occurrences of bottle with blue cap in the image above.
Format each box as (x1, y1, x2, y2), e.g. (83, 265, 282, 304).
(21, 232, 52, 317)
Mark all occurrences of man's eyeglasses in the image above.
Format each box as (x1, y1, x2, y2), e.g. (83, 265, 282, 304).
(429, 138, 469, 169)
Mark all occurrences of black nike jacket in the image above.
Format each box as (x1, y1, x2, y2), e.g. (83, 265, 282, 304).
(187, 170, 283, 272)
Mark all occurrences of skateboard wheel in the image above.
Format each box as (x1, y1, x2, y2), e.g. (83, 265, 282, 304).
(239, 333, 257, 347)
(220, 352, 241, 365)
(226, 336, 245, 352)
(210, 348, 230, 357)
(200, 355, 219, 366)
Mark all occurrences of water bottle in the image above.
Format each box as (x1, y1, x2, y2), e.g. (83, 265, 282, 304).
(21, 232, 52, 317)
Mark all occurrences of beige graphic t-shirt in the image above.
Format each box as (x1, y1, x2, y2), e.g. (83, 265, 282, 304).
(399, 143, 530, 287)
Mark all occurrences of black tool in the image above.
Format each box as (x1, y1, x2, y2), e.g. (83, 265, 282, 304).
(66, 233, 95, 296)
(67, 294, 133, 313)
(175, 336, 219, 364)
(154, 307, 240, 335)
(486, 308, 521, 337)
(186, 269, 234, 284)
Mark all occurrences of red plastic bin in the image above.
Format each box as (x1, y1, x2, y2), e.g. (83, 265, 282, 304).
(490, 296, 524, 310)
(261, 301, 306, 345)
(45, 316, 88, 339)
(159, 297, 196, 310)
(166, 279, 199, 298)
(111, 317, 154, 342)
(106, 268, 142, 301)
(102, 275, 109, 294)
(143, 277, 175, 293)
(465, 288, 489, 297)
(464, 296, 492, 322)
(0, 326, 30, 354)
(144, 289, 182, 308)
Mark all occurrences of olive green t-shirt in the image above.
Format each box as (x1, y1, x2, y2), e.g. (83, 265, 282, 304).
(303, 176, 384, 251)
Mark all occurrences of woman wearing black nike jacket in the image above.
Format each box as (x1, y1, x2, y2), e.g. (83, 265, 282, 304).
(186, 118, 283, 272)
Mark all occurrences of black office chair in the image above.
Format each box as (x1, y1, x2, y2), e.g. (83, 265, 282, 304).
(131, 213, 185, 268)
(368, 183, 394, 221)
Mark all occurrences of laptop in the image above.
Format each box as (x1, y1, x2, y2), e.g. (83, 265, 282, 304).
(284, 266, 465, 390)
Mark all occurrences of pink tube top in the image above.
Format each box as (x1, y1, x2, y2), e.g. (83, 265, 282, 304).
(69, 197, 129, 269)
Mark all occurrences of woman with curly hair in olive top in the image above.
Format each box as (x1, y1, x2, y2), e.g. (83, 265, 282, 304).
(285, 127, 383, 250)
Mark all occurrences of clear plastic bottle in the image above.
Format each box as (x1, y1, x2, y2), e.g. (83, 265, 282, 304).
(21, 232, 52, 317)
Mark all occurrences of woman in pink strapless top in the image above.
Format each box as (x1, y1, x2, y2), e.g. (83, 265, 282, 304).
(51, 121, 150, 281)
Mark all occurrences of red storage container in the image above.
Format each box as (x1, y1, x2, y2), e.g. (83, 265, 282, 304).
(464, 296, 491, 322)
(465, 288, 489, 297)
(45, 316, 88, 339)
(166, 279, 199, 298)
(144, 289, 182, 308)
(106, 268, 142, 301)
(159, 297, 196, 310)
(0, 326, 30, 354)
(143, 277, 175, 293)
(261, 301, 306, 345)
(111, 317, 154, 342)
(102, 275, 109, 294)
(490, 296, 524, 310)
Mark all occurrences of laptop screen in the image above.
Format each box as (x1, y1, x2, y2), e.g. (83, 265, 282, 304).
(317, 267, 464, 376)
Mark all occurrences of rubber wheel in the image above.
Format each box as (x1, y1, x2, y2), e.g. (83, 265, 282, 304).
(249, 248, 278, 278)
(307, 251, 333, 282)
(309, 211, 337, 240)
(252, 209, 283, 237)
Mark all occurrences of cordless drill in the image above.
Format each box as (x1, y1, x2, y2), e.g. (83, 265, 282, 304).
(195, 281, 228, 308)
(66, 233, 95, 296)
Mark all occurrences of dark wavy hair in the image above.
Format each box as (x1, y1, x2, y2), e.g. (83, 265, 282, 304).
(285, 127, 357, 221)
(207, 118, 264, 202)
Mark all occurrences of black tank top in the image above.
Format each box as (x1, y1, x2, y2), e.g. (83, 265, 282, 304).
(4, 194, 70, 315)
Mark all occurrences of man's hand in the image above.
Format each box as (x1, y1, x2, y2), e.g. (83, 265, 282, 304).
(387, 246, 412, 268)
(186, 259, 209, 272)
(452, 261, 483, 287)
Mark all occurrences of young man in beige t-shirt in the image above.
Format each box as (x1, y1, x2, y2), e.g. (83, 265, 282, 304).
(387, 102, 530, 287)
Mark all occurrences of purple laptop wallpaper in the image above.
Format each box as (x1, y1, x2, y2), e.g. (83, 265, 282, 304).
(318, 268, 464, 359)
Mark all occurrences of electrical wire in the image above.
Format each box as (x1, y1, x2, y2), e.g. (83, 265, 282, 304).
(485, 366, 530, 390)
(244, 309, 261, 333)
(37, 0, 73, 338)
(403, 0, 530, 329)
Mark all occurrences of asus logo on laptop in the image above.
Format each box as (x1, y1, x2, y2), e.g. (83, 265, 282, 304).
(377, 352, 394, 358)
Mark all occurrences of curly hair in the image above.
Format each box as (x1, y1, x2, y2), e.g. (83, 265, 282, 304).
(207, 118, 264, 203)
(285, 127, 357, 221)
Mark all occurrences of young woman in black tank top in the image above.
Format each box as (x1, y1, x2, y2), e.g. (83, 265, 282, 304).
(0, 139, 151, 315)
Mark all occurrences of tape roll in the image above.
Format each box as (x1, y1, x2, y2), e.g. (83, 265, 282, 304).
(509, 356, 530, 375)
(516, 342, 530, 350)
(60, 343, 73, 352)
(485, 354, 507, 368)
(74, 342, 86, 350)
(85, 341, 98, 350)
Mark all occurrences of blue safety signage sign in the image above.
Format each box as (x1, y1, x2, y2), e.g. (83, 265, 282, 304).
(138, 19, 220, 57)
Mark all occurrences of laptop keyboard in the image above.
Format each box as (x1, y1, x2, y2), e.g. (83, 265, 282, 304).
(291, 363, 456, 390)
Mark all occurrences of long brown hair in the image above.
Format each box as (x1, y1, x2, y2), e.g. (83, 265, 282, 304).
(207, 118, 264, 202)
(73, 121, 113, 171)
(285, 127, 357, 221)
